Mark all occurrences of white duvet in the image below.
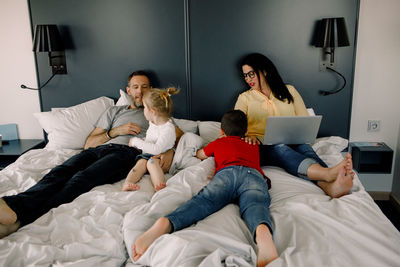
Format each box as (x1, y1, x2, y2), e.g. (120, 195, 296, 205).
(0, 137, 399, 267)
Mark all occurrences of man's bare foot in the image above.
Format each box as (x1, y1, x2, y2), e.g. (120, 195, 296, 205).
(256, 224, 278, 267)
(318, 166, 353, 198)
(133, 217, 171, 262)
(154, 183, 166, 191)
(0, 198, 17, 225)
(122, 182, 140, 191)
(0, 221, 20, 239)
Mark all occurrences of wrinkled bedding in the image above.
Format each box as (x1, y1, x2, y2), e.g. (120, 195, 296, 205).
(0, 137, 399, 267)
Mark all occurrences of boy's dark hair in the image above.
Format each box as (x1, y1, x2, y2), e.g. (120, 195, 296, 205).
(221, 110, 248, 137)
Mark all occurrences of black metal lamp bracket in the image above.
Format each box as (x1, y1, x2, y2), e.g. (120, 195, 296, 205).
(49, 51, 67, 74)
(319, 48, 335, 71)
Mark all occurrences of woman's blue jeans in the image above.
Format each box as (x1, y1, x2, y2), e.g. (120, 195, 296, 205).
(259, 143, 327, 180)
(166, 166, 272, 240)
(3, 144, 139, 226)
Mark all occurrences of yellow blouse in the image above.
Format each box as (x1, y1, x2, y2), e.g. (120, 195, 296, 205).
(234, 85, 309, 139)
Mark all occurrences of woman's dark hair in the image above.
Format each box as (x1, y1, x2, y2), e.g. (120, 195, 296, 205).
(221, 110, 247, 137)
(240, 53, 293, 103)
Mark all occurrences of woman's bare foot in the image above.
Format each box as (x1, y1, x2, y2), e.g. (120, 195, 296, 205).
(318, 166, 354, 198)
(133, 217, 171, 262)
(0, 221, 20, 239)
(307, 153, 353, 183)
(154, 183, 166, 191)
(122, 182, 140, 191)
(256, 224, 278, 267)
(0, 198, 17, 225)
(345, 153, 355, 178)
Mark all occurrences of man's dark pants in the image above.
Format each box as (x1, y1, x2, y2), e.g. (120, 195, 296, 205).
(3, 144, 139, 226)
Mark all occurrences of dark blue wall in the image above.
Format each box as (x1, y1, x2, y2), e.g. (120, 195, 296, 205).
(30, 0, 359, 138)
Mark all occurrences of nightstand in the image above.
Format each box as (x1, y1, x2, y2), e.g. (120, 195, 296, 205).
(349, 142, 393, 173)
(0, 139, 45, 170)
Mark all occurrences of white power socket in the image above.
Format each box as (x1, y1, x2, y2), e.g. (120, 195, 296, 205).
(367, 120, 381, 132)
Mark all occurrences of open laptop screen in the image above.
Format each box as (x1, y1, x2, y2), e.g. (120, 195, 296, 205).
(262, 115, 322, 145)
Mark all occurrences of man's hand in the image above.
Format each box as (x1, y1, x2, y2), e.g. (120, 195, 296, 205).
(242, 135, 260, 145)
(84, 122, 142, 149)
(152, 149, 174, 172)
(113, 122, 142, 136)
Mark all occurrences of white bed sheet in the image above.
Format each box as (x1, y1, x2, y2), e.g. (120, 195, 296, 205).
(0, 137, 399, 267)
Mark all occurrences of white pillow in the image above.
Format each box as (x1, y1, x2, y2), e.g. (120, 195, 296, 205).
(312, 136, 348, 155)
(307, 108, 316, 116)
(172, 118, 198, 134)
(34, 96, 115, 150)
(116, 89, 132, 106)
(198, 121, 221, 145)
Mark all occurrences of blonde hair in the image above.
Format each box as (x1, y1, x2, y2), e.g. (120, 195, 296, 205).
(143, 87, 180, 117)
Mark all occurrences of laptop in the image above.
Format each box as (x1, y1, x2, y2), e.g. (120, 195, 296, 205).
(262, 115, 322, 145)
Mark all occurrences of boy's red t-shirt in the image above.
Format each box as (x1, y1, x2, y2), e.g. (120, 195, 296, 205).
(203, 136, 271, 188)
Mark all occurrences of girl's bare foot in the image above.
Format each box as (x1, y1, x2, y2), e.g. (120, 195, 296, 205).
(256, 224, 278, 266)
(0, 221, 20, 239)
(318, 166, 353, 198)
(0, 198, 17, 225)
(133, 217, 171, 261)
(154, 183, 166, 191)
(122, 182, 140, 191)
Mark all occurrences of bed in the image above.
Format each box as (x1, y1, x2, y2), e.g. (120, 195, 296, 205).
(1, 95, 399, 267)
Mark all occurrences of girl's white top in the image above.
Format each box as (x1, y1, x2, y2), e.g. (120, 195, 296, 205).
(129, 119, 176, 155)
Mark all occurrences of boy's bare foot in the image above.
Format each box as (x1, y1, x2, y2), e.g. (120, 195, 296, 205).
(256, 224, 278, 267)
(0, 221, 20, 239)
(0, 198, 17, 225)
(133, 217, 171, 262)
(318, 166, 353, 198)
(122, 182, 140, 191)
(154, 183, 166, 191)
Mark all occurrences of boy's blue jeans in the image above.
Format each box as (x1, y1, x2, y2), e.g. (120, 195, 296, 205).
(166, 165, 272, 240)
(259, 143, 327, 180)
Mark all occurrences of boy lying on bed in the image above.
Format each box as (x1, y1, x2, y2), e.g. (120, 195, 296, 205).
(133, 110, 279, 267)
(0, 70, 183, 239)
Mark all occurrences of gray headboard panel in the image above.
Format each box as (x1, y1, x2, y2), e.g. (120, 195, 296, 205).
(30, 0, 359, 138)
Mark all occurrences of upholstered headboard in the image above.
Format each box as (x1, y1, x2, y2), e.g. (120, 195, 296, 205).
(30, 0, 359, 138)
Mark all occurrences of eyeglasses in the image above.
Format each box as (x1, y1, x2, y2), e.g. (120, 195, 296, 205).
(242, 71, 256, 79)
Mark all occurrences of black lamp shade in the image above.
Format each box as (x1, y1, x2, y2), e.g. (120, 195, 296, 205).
(32, 25, 64, 52)
(313, 17, 350, 48)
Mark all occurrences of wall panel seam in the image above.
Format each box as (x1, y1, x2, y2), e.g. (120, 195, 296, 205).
(184, 0, 191, 118)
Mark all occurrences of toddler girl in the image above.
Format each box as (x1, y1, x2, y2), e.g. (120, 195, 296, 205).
(122, 87, 179, 191)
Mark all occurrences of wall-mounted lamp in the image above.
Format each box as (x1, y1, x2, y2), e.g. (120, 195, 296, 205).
(21, 24, 67, 90)
(312, 17, 350, 95)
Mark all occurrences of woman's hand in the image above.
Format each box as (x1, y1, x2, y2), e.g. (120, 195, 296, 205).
(242, 135, 260, 145)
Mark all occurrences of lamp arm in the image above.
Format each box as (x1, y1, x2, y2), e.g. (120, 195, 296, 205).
(20, 70, 59, 90)
(49, 55, 65, 59)
(320, 67, 347, 96)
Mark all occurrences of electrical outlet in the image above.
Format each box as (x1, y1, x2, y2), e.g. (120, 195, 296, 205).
(367, 120, 381, 132)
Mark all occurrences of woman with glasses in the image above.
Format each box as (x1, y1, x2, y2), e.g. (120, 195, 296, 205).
(235, 52, 354, 198)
